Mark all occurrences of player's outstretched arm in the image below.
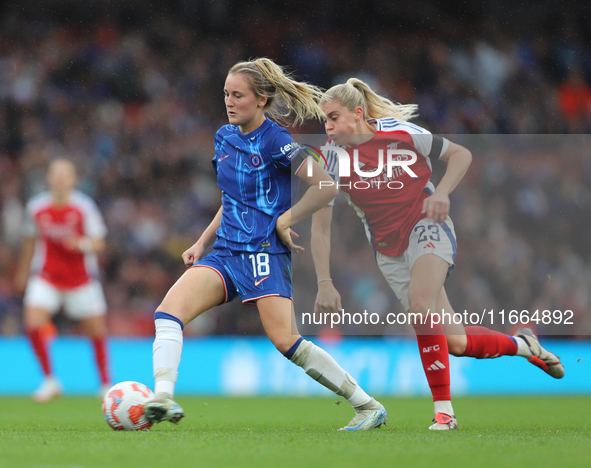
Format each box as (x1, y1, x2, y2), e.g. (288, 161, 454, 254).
(422, 141, 472, 224)
(63, 236, 106, 253)
(311, 206, 342, 315)
(15, 236, 35, 294)
(182, 205, 223, 266)
(291, 157, 339, 226)
(276, 158, 338, 252)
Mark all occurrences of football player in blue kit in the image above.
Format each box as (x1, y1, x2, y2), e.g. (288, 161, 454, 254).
(144, 58, 387, 431)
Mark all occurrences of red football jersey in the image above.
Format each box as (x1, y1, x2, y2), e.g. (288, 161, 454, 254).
(23, 190, 107, 288)
(323, 118, 448, 256)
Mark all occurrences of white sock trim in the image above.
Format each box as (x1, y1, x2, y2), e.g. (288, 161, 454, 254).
(434, 400, 454, 416)
(153, 318, 183, 398)
(348, 383, 371, 408)
(154, 381, 175, 398)
(514, 336, 532, 358)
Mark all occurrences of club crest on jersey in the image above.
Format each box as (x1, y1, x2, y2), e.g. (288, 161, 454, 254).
(250, 153, 262, 168)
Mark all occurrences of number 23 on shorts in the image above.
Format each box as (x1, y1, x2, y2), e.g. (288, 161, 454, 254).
(414, 224, 440, 243)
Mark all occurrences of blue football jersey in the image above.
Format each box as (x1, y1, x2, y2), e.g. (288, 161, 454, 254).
(212, 118, 303, 254)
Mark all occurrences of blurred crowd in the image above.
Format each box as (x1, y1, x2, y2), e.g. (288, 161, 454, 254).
(0, 1, 590, 337)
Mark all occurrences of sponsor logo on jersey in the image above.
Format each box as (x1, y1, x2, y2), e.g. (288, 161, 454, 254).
(260, 242, 271, 248)
(219, 154, 230, 161)
(38, 213, 80, 240)
(281, 142, 302, 160)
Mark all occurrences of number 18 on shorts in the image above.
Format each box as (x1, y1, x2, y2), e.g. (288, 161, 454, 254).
(228, 252, 293, 303)
(197, 250, 293, 304)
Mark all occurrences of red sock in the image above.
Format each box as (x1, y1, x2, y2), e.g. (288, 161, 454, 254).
(412, 321, 451, 401)
(463, 326, 518, 359)
(27, 328, 52, 376)
(92, 337, 110, 385)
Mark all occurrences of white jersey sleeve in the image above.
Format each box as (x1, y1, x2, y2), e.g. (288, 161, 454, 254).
(319, 140, 342, 207)
(372, 118, 449, 159)
(72, 191, 107, 239)
(22, 201, 38, 238)
(21, 192, 52, 238)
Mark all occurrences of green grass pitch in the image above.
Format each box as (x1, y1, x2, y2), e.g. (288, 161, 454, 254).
(1, 396, 589, 468)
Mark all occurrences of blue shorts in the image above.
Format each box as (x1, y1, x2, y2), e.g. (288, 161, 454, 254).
(194, 250, 292, 304)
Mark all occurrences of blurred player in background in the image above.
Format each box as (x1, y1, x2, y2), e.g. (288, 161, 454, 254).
(144, 58, 387, 431)
(311, 78, 564, 430)
(15, 159, 111, 402)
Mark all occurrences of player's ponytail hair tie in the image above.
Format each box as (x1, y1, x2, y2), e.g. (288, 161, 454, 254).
(228, 58, 324, 126)
(319, 78, 418, 122)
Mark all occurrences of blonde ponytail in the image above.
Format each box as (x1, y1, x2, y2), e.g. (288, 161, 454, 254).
(320, 78, 418, 122)
(228, 58, 324, 126)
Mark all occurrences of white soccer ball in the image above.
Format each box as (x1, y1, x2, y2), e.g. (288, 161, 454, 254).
(102, 381, 155, 431)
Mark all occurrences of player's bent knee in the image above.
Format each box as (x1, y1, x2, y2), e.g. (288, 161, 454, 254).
(24, 308, 51, 330)
(408, 296, 431, 316)
(154, 302, 190, 325)
(446, 335, 467, 356)
(83, 322, 108, 338)
(447, 343, 465, 356)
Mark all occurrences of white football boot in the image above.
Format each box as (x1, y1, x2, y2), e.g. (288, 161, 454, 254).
(338, 398, 388, 431)
(144, 393, 185, 424)
(32, 376, 62, 403)
(429, 412, 459, 430)
(514, 328, 565, 379)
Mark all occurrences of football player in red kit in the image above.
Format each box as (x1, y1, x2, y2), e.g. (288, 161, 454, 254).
(311, 78, 564, 430)
(15, 159, 111, 402)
